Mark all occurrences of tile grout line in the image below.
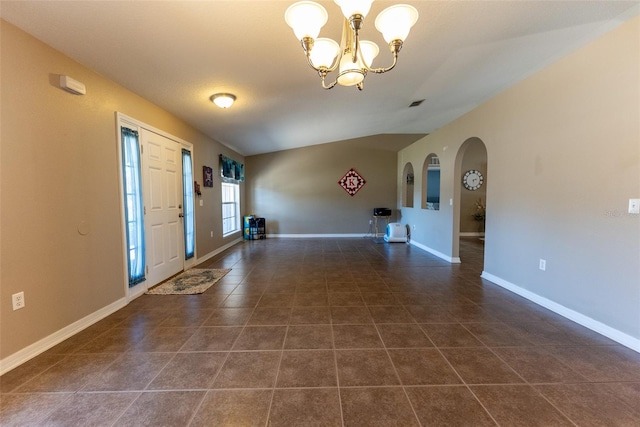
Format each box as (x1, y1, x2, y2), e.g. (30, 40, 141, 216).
(109, 391, 144, 427)
(262, 295, 290, 427)
(425, 320, 501, 426)
(329, 303, 347, 427)
(369, 292, 424, 426)
(190, 275, 262, 425)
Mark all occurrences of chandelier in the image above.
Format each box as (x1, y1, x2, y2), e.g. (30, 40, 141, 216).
(285, 0, 418, 90)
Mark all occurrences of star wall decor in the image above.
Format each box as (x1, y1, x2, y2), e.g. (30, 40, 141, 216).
(338, 168, 366, 196)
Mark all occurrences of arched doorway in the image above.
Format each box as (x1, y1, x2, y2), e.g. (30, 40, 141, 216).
(453, 138, 487, 267)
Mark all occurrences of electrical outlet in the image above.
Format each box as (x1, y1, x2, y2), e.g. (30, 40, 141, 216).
(12, 292, 25, 310)
(210, 231, 214, 237)
(629, 199, 640, 214)
(539, 259, 546, 271)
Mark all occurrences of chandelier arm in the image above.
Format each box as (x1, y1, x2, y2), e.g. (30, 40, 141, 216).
(321, 78, 338, 90)
(367, 51, 398, 74)
(366, 40, 402, 74)
(317, 69, 338, 89)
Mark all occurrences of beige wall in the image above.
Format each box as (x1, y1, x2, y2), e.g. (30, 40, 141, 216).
(399, 16, 640, 341)
(245, 136, 417, 235)
(0, 20, 242, 360)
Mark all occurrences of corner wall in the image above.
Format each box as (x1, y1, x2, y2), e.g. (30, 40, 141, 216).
(399, 16, 640, 345)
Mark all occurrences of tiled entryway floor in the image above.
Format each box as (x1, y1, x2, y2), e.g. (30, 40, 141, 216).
(2, 238, 640, 426)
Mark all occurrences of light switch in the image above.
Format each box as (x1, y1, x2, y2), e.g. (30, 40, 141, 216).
(629, 199, 640, 214)
(199, 199, 204, 207)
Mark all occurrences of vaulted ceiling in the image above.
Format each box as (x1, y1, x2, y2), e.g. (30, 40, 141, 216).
(1, 1, 638, 155)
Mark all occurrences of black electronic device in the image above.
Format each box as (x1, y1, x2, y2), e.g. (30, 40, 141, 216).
(373, 208, 392, 217)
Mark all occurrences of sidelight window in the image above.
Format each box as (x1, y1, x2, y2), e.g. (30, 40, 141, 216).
(120, 127, 146, 286)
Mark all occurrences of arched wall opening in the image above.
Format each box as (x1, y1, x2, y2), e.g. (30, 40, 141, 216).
(453, 137, 488, 263)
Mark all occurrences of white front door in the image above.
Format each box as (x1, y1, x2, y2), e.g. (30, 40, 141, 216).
(141, 129, 184, 287)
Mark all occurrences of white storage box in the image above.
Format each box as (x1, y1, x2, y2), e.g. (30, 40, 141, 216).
(384, 223, 408, 243)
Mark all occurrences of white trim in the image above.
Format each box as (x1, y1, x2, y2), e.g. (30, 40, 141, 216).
(268, 234, 367, 238)
(221, 181, 241, 237)
(116, 112, 196, 300)
(459, 232, 485, 237)
(481, 271, 640, 353)
(117, 112, 193, 148)
(409, 240, 461, 263)
(0, 298, 128, 376)
(196, 237, 243, 264)
(127, 283, 148, 301)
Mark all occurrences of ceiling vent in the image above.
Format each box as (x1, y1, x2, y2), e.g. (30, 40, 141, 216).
(409, 99, 425, 107)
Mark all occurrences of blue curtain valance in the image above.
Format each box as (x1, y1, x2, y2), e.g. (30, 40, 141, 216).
(220, 154, 244, 182)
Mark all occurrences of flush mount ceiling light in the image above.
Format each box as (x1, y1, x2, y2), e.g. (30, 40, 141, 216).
(285, 0, 418, 91)
(210, 93, 236, 109)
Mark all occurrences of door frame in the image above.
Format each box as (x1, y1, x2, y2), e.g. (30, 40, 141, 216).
(115, 112, 196, 301)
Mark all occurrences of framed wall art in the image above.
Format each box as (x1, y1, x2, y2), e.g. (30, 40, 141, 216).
(338, 168, 366, 196)
(203, 166, 213, 187)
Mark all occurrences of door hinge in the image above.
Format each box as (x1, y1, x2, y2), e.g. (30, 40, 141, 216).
(140, 145, 144, 155)
(146, 266, 149, 275)
(144, 206, 146, 215)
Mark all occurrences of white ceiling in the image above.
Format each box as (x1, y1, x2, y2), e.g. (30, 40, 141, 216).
(1, 1, 638, 155)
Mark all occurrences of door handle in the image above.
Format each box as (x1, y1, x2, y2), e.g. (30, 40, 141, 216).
(178, 213, 184, 218)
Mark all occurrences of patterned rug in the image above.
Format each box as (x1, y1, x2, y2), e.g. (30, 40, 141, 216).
(146, 268, 231, 295)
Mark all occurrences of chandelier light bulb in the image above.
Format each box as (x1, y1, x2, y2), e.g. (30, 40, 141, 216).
(333, 0, 374, 19)
(285, 1, 328, 40)
(337, 53, 365, 86)
(375, 4, 419, 44)
(359, 40, 380, 68)
(309, 38, 341, 69)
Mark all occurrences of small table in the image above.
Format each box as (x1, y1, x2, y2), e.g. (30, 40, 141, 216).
(373, 215, 390, 237)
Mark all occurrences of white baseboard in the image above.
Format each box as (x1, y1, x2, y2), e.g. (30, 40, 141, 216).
(195, 237, 243, 264)
(460, 232, 485, 237)
(1, 239, 246, 375)
(409, 240, 461, 263)
(481, 271, 640, 353)
(0, 297, 128, 376)
(127, 285, 147, 301)
(267, 234, 366, 238)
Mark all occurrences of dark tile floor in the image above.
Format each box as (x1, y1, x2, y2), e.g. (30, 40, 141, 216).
(2, 237, 639, 426)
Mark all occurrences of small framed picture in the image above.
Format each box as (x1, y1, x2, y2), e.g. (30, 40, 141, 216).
(203, 166, 213, 187)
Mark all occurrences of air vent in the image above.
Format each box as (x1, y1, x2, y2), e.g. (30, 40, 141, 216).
(409, 99, 425, 107)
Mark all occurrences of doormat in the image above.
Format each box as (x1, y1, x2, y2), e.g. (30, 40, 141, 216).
(146, 268, 231, 295)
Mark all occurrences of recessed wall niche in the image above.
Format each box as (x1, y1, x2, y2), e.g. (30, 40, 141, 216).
(422, 154, 440, 210)
(402, 162, 414, 207)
